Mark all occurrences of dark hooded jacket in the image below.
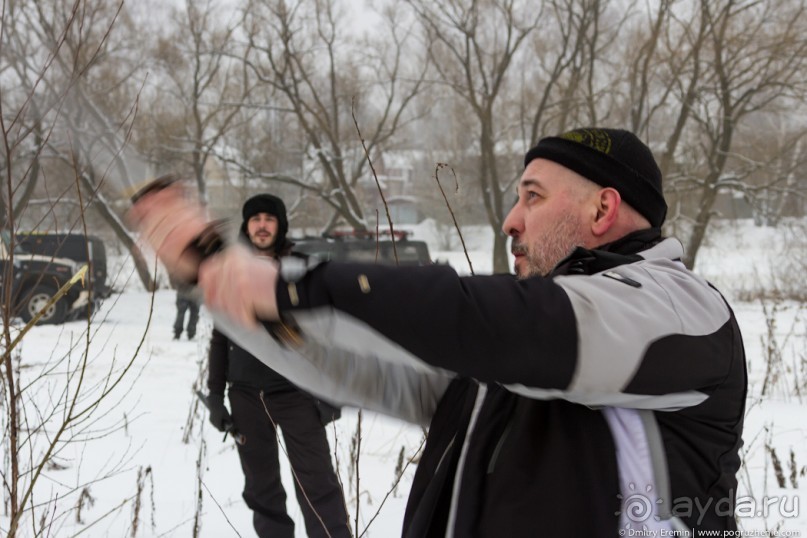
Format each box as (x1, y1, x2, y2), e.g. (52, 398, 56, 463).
(208, 196, 299, 395)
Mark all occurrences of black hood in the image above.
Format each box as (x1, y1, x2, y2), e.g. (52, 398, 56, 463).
(239, 193, 293, 255)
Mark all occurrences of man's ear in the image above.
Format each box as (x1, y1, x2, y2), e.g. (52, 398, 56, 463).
(591, 188, 621, 237)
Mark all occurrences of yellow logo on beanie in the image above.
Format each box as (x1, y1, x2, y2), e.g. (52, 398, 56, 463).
(559, 128, 613, 155)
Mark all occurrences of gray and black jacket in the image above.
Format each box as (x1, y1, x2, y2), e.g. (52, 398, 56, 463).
(212, 229, 747, 536)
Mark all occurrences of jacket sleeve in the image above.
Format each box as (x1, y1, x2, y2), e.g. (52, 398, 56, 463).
(207, 327, 229, 395)
(208, 311, 452, 426)
(276, 259, 738, 411)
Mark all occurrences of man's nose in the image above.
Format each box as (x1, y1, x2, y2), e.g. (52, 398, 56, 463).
(502, 206, 521, 237)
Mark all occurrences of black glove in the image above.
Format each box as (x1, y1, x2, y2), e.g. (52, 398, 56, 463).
(207, 393, 233, 432)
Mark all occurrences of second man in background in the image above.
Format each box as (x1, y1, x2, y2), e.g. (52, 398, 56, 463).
(205, 194, 349, 538)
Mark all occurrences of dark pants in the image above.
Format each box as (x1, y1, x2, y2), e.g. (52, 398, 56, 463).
(174, 295, 199, 338)
(228, 386, 350, 538)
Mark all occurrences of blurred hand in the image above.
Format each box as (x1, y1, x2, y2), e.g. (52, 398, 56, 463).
(129, 181, 280, 326)
(197, 244, 280, 327)
(127, 182, 208, 282)
(206, 393, 232, 432)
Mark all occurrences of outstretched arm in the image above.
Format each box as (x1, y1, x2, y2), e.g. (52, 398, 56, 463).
(210, 310, 451, 425)
(129, 185, 448, 424)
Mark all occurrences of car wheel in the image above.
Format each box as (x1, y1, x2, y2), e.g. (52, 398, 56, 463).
(19, 285, 68, 325)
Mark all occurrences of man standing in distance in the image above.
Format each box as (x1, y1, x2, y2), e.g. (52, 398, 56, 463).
(205, 194, 349, 538)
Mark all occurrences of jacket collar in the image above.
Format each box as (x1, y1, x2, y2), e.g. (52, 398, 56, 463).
(550, 228, 680, 277)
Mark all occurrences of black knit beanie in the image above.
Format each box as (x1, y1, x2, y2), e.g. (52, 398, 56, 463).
(240, 193, 289, 250)
(524, 128, 667, 227)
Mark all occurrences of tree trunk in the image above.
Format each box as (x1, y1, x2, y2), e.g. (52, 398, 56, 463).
(77, 175, 157, 291)
(492, 232, 510, 274)
(683, 184, 719, 270)
(11, 103, 43, 222)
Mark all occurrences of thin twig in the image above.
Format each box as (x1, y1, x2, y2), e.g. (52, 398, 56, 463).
(329, 419, 351, 536)
(434, 163, 474, 275)
(67, 496, 132, 537)
(257, 391, 333, 538)
(359, 434, 427, 538)
(200, 480, 243, 537)
(354, 409, 362, 536)
(192, 438, 205, 537)
(351, 98, 398, 265)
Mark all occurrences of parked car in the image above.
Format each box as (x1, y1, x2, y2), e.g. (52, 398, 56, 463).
(15, 232, 111, 305)
(0, 231, 90, 325)
(290, 231, 432, 266)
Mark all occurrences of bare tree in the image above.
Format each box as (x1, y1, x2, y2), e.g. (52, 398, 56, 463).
(534, 0, 807, 268)
(662, 0, 807, 267)
(240, 0, 428, 232)
(1, 2, 155, 536)
(407, 0, 539, 272)
(145, 0, 253, 207)
(1, 0, 158, 290)
(520, 0, 597, 144)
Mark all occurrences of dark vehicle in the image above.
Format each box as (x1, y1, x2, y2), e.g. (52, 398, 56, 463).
(0, 231, 90, 325)
(291, 231, 432, 266)
(15, 232, 110, 305)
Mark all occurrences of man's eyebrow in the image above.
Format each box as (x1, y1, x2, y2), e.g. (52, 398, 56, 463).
(516, 178, 545, 193)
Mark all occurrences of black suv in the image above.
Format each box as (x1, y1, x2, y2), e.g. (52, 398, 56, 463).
(0, 231, 91, 325)
(15, 232, 110, 305)
(290, 231, 432, 266)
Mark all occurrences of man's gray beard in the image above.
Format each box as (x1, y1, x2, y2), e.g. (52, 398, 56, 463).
(518, 213, 585, 279)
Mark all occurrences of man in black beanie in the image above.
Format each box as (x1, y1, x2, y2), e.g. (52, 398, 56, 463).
(205, 194, 349, 538)
(132, 127, 746, 536)
(510, 127, 668, 277)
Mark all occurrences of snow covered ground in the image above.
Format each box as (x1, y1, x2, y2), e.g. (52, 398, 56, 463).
(1, 218, 805, 536)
